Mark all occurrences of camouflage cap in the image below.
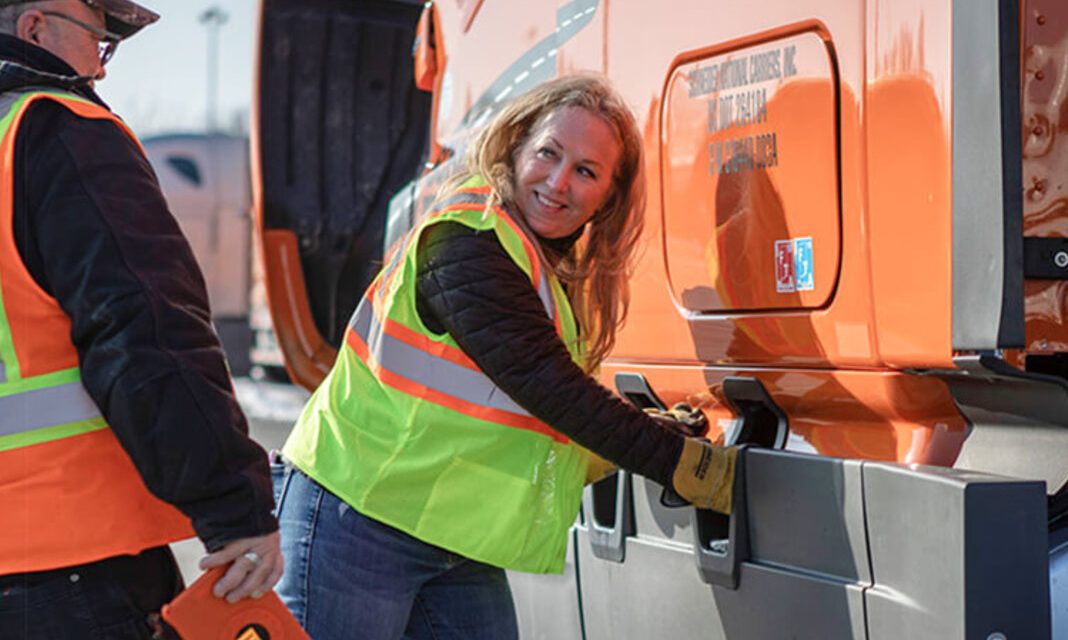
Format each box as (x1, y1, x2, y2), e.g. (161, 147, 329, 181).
(0, 0, 159, 39)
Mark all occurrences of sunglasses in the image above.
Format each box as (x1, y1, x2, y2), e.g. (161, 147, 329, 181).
(40, 11, 122, 66)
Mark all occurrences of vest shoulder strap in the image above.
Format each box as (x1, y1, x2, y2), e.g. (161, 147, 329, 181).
(0, 87, 90, 117)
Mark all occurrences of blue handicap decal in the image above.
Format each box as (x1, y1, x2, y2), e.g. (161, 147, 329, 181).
(793, 237, 814, 291)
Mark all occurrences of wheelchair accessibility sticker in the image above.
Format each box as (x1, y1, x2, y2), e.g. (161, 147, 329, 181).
(775, 237, 814, 293)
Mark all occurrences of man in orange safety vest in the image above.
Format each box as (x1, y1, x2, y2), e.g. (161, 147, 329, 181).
(0, 2, 281, 637)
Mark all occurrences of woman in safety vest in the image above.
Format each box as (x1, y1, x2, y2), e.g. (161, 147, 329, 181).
(273, 75, 738, 639)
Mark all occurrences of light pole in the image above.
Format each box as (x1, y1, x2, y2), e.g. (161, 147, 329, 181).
(199, 6, 229, 133)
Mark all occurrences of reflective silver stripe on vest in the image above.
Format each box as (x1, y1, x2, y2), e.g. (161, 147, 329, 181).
(379, 233, 408, 284)
(535, 269, 555, 321)
(351, 299, 534, 417)
(437, 191, 491, 209)
(0, 86, 78, 120)
(0, 95, 18, 119)
(0, 87, 26, 118)
(0, 381, 102, 438)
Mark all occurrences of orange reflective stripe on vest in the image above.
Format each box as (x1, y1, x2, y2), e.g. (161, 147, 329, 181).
(344, 289, 568, 442)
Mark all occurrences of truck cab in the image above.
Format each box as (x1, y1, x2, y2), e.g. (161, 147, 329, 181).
(254, 0, 1068, 637)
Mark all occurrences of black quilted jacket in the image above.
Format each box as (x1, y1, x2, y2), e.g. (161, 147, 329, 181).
(415, 222, 684, 486)
(1, 35, 277, 555)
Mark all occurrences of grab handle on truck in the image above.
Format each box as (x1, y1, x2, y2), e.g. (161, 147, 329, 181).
(582, 470, 635, 563)
(720, 377, 788, 450)
(691, 446, 749, 589)
(614, 372, 691, 505)
(692, 377, 787, 589)
(576, 372, 675, 564)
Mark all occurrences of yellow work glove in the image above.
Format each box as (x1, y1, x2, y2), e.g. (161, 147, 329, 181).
(584, 451, 618, 484)
(671, 438, 739, 514)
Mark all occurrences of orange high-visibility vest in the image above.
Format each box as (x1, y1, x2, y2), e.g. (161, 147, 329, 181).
(0, 90, 193, 574)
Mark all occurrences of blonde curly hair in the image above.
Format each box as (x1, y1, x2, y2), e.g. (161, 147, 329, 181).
(462, 74, 646, 371)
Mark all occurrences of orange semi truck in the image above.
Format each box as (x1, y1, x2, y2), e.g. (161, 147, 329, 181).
(253, 0, 1067, 637)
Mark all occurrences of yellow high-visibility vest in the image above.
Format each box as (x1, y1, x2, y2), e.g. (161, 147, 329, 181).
(284, 178, 590, 573)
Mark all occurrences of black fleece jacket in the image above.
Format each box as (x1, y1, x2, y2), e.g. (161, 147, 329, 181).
(415, 222, 684, 487)
(1, 35, 277, 554)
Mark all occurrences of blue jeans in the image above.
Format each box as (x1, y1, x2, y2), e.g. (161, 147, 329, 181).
(272, 462, 519, 640)
(0, 546, 182, 640)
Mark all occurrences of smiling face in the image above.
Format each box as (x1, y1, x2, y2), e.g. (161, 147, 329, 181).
(512, 106, 623, 239)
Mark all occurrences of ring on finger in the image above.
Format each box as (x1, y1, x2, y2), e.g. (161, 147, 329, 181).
(243, 550, 261, 565)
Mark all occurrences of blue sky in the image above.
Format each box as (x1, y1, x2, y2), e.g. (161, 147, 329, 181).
(99, 0, 256, 137)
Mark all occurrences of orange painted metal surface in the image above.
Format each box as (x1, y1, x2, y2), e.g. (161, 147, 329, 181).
(387, 0, 968, 464)
(431, 1, 559, 148)
(863, 0, 954, 368)
(430, 0, 965, 464)
(556, 0, 605, 75)
(454, 0, 485, 33)
(414, 5, 439, 92)
(259, 0, 1062, 467)
(607, 0, 958, 379)
(420, 1, 450, 165)
(662, 29, 840, 313)
(259, 230, 334, 390)
(599, 362, 967, 465)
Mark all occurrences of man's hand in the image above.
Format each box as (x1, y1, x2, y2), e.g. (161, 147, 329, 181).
(198, 531, 283, 603)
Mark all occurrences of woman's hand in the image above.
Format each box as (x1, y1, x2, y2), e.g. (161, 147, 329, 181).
(647, 403, 708, 438)
(198, 531, 284, 603)
(671, 439, 738, 514)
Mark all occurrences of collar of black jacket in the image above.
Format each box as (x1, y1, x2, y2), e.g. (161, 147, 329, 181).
(0, 33, 107, 107)
(537, 224, 586, 267)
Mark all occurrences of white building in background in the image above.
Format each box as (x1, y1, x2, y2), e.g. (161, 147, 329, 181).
(143, 133, 253, 375)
